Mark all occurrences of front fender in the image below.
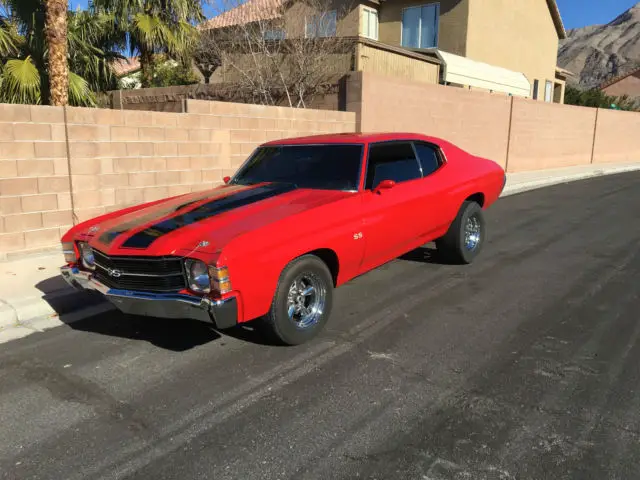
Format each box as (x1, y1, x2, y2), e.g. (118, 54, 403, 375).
(221, 198, 365, 322)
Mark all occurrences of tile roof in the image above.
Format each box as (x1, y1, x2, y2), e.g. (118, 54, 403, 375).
(199, 0, 287, 29)
(112, 57, 141, 77)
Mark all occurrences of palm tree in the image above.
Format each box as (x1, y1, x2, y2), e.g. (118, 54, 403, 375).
(94, 0, 204, 88)
(45, 0, 69, 106)
(0, 0, 121, 105)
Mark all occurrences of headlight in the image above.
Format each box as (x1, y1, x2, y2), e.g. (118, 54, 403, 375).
(78, 242, 95, 270)
(62, 242, 76, 263)
(209, 265, 232, 295)
(185, 259, 211, 293)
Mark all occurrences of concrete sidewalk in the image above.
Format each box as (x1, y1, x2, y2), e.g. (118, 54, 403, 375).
(1, 161, 639, 343)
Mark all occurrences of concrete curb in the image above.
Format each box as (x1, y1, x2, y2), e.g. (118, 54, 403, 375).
(501, 164, 640, 197)
(0, 288, 114, 333)
(0, 163, 639, 344)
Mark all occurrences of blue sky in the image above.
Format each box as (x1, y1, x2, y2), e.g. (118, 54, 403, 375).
(557, 0, 638, 29)
(70, 0, 638, 30)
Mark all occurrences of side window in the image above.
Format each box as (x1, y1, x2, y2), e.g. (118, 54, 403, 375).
(366, 142, 422, 189)
(413, 142, 442, 176)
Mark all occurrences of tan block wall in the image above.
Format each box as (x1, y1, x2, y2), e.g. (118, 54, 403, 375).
(378, 0, 469, 56)
(350, 71, 638, 172)
(65, 106, 232, 224)
(0, 101, 355, 258)
(186, 100, 357, 168)
(507, 98, 597, 172)
(0, 104, 73, 256)
(353, 72, 512, 167)
(466, 0, 559, 100)
(592, 109, 640, 164)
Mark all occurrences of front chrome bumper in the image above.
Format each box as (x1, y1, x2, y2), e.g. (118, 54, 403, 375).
(60, 265, 237, 329)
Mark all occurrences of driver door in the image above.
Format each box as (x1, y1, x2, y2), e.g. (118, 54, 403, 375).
(359, 141, 426, 273)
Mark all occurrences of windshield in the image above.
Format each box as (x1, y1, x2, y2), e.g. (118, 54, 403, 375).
(231, 144, 364, 191)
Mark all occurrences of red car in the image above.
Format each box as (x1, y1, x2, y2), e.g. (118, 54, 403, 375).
(60, 132, 506, 345)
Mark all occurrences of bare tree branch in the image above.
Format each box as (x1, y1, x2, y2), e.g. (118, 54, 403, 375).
(196, 0, 354, 107)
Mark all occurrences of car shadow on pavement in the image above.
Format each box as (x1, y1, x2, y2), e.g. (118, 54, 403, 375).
(35, 275, 279, 351)
(35, 276, 107, 318)
(68, 311, 225, 352)
(400, 245, 454, 265)
(67, 313, 280, 351)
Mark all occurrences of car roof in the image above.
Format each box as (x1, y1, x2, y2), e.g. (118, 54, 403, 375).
(262, 132, 450, 147)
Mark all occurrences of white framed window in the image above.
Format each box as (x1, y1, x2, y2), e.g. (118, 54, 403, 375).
(544, 80, 553, 102)
(362, 6, 378, 40)
(305, 10, 337, 38)
(401, 3, 439, 49)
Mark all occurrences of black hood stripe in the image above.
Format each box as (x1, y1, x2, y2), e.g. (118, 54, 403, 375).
(120, 183, 297, 249)
(97, 190, 221, 246)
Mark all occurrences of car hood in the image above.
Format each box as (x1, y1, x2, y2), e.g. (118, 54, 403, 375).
(83, 183, 353, 256)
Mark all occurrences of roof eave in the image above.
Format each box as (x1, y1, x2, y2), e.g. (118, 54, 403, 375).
(547, 0, 566, 39)
(599, 66, 640, 90)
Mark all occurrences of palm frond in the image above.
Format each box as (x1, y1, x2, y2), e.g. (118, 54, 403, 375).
(68, 71, 96, 106)
(0, 19, 21, 57)
(132, 12, 174, 50)
(0, 56, 41, 103)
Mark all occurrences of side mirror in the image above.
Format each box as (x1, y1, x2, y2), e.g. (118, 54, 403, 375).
(373, 179, 396, 193)
(223, 176, 231, 184)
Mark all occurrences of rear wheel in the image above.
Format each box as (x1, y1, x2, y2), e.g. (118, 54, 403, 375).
(436, 201, 486, 264)
(261, 255, 334, 345)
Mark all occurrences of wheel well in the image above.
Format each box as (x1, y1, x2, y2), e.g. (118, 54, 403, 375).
(306, 249, 339, 286)
(465, 193, 485, 208)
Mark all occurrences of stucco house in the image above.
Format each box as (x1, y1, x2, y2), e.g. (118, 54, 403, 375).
(600, 66, 640, 99)
(201, 0, 570, 102)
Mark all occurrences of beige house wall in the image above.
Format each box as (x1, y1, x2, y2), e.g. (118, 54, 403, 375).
(465, 0, 559, 101)
(601, 72, 640, 98)
(0, 102, 355, 259)
(377, 0, 469, 56)
(283, 0, 360, 37)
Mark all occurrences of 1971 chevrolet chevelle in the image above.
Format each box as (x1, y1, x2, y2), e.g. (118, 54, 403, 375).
(60, 132, 506, 345)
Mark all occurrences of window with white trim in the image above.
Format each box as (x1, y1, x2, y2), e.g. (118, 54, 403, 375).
(362, 6, 378, 40)
(544, 80, 553, 102)
(305, 10, 337, 38)
(401, 3, 439, 49)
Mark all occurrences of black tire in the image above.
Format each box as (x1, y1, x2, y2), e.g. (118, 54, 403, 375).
(261, 255, 334, 346)
(436, 201, 486, 264)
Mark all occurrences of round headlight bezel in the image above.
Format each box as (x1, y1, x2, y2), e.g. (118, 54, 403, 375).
(185, 259, 211, 293)
(78, 242, 95, 270)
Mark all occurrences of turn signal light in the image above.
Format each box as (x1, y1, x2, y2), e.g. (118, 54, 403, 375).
(62, 242, 76, 263)
(209, 266, 232, 294)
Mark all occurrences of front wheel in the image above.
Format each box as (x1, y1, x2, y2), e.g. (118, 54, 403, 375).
(436, 201, 486, 264)
(261, 255, 334, 345)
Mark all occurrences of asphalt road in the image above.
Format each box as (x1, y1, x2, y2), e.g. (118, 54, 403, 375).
(1, 172, 640, 480)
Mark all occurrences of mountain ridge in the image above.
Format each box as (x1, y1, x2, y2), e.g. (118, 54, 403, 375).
(558, 2, 640, 89)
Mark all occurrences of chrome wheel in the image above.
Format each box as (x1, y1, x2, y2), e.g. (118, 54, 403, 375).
(286, 273, 326, 329)
(464, 214, 481, 251)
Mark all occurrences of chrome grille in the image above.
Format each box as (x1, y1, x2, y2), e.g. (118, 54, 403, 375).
(93, 249, 186, 292)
